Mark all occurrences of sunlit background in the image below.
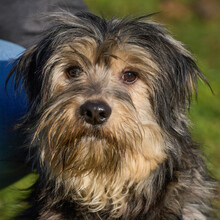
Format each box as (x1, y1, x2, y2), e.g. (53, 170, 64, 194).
(0, 0, 219, 219)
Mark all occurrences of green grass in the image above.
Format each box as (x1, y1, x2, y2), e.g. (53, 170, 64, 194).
(0, 0, 219, 219)
(0, 174, 37, 220)
(84, 0, 160, 18)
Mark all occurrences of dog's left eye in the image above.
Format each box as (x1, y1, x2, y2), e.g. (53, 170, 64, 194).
(122, 71, 138, 84)
(66, 66, 83, 78)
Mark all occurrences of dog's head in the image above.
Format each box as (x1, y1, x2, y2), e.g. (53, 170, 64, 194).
(9, 12, 208, 216)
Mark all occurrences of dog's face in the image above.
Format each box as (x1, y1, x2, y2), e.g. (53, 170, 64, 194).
(11, 12, 206, 216)
(36, 37, 165, 177)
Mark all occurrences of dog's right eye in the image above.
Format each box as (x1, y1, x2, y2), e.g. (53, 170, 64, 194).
(66, 66, 83, 78)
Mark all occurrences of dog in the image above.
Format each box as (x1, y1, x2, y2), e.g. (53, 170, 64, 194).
(8, 12, 216, 219)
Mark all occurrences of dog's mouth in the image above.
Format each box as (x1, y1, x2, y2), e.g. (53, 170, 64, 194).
(70, 125, 119, 148)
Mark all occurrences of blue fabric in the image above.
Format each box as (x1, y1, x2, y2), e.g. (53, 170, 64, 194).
(0, 40, 27, 148)
(0, 40, 30, 188)
(0, 39, 25, 60)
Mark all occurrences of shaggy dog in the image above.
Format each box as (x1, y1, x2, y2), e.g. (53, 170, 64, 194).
(9, 12, 216, 220)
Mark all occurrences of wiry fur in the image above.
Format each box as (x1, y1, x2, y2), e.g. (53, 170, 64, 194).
(8, 12, 216, 219)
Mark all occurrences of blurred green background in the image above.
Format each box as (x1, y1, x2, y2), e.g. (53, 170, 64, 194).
(0, 0, 219, 219)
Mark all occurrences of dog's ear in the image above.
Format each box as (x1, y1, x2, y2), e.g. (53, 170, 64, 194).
(149, 28, 211, 128)
(7, 42, 53, 107)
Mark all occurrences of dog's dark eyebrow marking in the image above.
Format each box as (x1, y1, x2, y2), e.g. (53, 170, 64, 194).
(103, 53, 118, 60)
(69, 45, 92, 68)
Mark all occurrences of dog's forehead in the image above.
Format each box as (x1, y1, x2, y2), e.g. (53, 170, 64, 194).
(57, 36, 159, 76)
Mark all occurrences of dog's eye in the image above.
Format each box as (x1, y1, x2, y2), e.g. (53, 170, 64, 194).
(66, 66, 83, 78)
(122, 71, 138, 84)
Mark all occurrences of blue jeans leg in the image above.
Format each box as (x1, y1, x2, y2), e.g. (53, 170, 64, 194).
(0, 40, 30, 189)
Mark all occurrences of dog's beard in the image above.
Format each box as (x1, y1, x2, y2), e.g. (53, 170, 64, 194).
(48, 126, 127, 177)
(36, 121, 145, 181)
(33, 95, 140, 173)
(31, 97, 165, 217)
(33, 115, 138, 216)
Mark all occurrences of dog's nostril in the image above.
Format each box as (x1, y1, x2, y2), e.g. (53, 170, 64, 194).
(86, 110, 93, 118)
(80, 101, 112, 125)
(99, 111, 106, 118)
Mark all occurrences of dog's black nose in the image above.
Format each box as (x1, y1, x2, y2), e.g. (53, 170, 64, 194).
(80, 101, 112, 125)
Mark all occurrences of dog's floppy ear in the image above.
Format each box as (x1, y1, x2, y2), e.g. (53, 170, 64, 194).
(149, 28, 211, 128)
(7, 41, 53, 107)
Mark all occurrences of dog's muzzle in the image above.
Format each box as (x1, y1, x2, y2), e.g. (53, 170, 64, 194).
(80, 100, 112, 125)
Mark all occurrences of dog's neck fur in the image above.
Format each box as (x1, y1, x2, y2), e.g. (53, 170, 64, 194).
(18, 144, 214, 220)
